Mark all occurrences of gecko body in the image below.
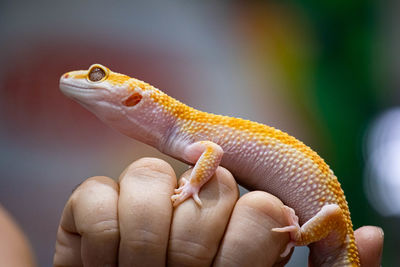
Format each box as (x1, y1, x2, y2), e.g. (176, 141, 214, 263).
(60, 64, 360, 266)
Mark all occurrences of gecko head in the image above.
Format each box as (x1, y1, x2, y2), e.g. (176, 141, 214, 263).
(60, 64, 149, 123)
(60, 64, 171, 146)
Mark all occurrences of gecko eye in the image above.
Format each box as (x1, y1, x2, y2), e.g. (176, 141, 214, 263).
(88, 66, 106, 82)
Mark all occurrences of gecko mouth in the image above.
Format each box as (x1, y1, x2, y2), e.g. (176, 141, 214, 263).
(59, 82, 106, 99)
(60, 82, 96, 92)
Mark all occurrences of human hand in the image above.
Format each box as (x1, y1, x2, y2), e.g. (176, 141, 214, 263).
(53, 157, 383, 266)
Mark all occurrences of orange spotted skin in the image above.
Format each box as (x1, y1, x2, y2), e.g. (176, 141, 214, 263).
(60, 64, 360, 266)
(191, 146, 217, 184)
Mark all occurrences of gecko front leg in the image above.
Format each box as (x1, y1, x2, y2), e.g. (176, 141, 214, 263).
(171, 141, 223, 207)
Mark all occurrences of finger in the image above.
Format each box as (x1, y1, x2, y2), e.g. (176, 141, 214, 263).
(167, 167, 239, 266)
(214, 191, 292, 267)
(54, 176, 119, 267)
(0, 205, 36, 267)
(118, 158, 176, 266)
(355, 226, 384, 267)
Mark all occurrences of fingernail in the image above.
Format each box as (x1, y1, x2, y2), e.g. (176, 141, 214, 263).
(377, 227, 384, 239)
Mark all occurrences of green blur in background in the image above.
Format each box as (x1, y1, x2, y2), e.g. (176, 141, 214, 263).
(267, 1, 396, 265)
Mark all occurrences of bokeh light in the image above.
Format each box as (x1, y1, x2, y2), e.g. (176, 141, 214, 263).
(364, 107, 400, 216)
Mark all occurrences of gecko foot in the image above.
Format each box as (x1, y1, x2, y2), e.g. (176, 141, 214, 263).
(272, 206, 301, 257)
(171, 181, 202, 207)
(174, 178, 189, 194)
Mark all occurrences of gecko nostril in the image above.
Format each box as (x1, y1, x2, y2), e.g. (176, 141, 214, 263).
(64, 73, 69, 79)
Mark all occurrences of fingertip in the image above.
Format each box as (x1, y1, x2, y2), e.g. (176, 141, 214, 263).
(70, 176, 117, 203)
(238, 191, 287, 226)
(213, 191, 291, 266)
(168, 168, 238, 266)
(78, 176, 118, 192)
(178, 166, 239, 206)
(355, 226, 384, 267)
(119, 157, 176, 184)
(213, 167, 239, 197)
(0, 205, 36, 267)
(70, 176, 120, 234)
(117, 159, 177, 266)
(56, 176, 120, 267)
(214, 166, 234, 179)
(71, 176, 118, 207)
(239, 192, 294, 261)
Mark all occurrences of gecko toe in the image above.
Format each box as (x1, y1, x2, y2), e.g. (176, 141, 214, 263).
(193, 193, 203, 207)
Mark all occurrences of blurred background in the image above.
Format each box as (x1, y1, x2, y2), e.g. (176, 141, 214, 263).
(0, 0, 398, 265)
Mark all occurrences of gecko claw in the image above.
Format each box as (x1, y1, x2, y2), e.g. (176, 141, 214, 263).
(171, 180, 202, 207)
(272, 225, 299, 233)
(174, 188, 182, 194)
(193, 193, 203, 207)
(171, 192, 188, 207)
(178, 177, 188, 187)
(280, 241, 295, 257)
(271, 205, 301, 257)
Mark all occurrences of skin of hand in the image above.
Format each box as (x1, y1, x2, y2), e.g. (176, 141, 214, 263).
(0, 205, 36, 267)
(53, 158, 383, 267)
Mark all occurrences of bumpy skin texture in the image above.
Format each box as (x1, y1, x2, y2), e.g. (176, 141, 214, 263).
(60, 64, 360, 266)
